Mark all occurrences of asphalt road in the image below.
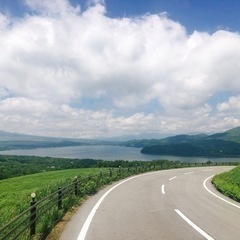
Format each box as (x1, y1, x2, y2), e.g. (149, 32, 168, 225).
(60, 166, 240, 240)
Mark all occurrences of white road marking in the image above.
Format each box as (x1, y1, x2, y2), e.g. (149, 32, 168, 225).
(175, 209, 215, 240)
(184, 171, 194, 175)
(203, 169, 213, 172)
(161, 185, 165, 194)
(203, 175, 240, 209)
(169, 176, 177, 181)
(77, 175, 140, 240)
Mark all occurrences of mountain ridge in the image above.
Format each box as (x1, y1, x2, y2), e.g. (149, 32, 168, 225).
(139, 127, 240, 157)
(0, 130, 116, 151)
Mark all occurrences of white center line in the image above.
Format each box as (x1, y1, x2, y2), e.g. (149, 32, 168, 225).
(161, 184, 165, 194)
(175, 209, 215, 240)
(169, 176, 177, 181)
(184, 171, 194, 175)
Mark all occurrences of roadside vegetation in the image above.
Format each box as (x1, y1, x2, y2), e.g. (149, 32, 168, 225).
(0, 168, 101, 227)
(0, 155, 156, 180)
(212, 165, 240, 202)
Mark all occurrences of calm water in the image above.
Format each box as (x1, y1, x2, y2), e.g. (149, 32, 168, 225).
(1, 145, 240, 163)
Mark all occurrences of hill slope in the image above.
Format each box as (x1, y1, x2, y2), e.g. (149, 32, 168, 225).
(140, 127, 240, 157)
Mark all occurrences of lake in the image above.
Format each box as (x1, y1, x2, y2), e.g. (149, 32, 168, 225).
(1, 145, 240, 163)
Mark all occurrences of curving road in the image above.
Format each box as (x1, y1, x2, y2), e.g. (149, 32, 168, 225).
(61, 166, 240, 240)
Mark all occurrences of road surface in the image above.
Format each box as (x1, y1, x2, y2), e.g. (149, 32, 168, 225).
(61, 166, 240, 240)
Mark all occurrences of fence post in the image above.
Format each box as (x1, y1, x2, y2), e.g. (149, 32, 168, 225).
(109, 168, 112, 177)
(30, 193, 37, 237)
(58, 187, 62, 210)
(74, 176, 78, 196)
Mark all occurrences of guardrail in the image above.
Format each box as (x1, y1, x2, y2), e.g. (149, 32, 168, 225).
(0, 161, 238, 240)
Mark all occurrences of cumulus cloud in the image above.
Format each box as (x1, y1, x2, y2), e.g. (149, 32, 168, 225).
(0, 0, 240, 137)
(217, 95, 240, 113)
(24, 0, 81, 16)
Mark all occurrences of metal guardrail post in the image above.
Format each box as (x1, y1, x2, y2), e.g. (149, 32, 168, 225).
(74, 176, 78, 196)
(30, 193, 37, 237)
(58, 187, 62, 210)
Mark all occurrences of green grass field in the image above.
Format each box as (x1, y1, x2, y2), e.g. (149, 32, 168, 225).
(0, 168, 102, 227)
(212, 165, 240, 202)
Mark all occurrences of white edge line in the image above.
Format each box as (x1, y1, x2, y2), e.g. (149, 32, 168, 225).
(175, 209, 215, 240)
(169, 176, 177, 181)
(161, 184, 165, 194)
(203, 175, 240, 209)
(77, 172, 155, 240)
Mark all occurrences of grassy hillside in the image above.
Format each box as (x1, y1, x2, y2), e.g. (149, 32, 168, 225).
(0, 168, 101, 227)
(212, 165, 240, 202)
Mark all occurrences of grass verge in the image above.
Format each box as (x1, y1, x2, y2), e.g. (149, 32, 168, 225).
(0, 168, 100, 228)
(0, 166, 134, 239)
(212, 165, 240, 202)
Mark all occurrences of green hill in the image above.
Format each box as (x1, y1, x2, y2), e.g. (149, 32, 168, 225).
(141, 139, 240, 157)
(140, 127, 240, 157)
(207, 126, 240, 143)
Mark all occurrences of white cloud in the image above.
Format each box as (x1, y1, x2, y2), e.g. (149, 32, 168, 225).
(217, 95, 240, 112)
(24, 0, 81, 16)
(0, 0, 240, 137)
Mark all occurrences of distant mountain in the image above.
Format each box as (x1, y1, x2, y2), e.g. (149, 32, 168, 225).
(0, 130, 116, 151)
(121, 133, 207, 148)
(207, 127, 240, 143)
(0, 130, 60, 142)
(139, 127, 240, 157)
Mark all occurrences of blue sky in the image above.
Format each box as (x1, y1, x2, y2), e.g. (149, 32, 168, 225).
(2, 0, 239, 32)
(0, 0, 240, 138)
(104, 0, 240, 33)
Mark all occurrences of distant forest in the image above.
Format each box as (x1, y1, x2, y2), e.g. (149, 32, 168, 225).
(0, 155, 170, 180)
(141, 139, 240, 157)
